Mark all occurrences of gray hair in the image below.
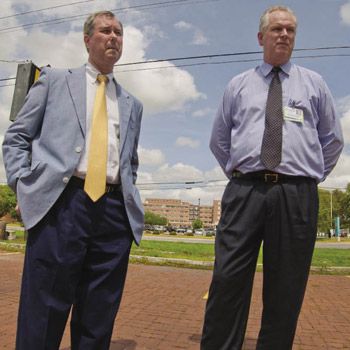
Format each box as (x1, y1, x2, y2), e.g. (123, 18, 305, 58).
(259, 6, 297, 33)
(83, 10, 123, 37)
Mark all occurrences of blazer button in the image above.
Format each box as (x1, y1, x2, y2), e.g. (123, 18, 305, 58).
(75, 146, 82, 153)
(63, 177, 69, 184)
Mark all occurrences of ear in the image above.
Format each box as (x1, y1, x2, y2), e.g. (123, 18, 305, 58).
(84, 34, 90, 50)
(257, 32, 264, 47)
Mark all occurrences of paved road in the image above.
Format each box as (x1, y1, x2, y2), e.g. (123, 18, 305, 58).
(5, 224, 350, 249)
(1, 250, 350, 349)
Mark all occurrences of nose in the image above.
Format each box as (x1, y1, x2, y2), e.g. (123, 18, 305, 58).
(280, 28, 288, 37)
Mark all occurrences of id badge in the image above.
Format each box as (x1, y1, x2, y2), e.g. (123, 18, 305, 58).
(283, 106, 304, 123)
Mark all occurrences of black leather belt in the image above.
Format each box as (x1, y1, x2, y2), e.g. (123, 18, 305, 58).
(69, 176, 121, 193)
(232, 171, 312, 183)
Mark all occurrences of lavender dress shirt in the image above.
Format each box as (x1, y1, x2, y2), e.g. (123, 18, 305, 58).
(210, 61, 344, 182)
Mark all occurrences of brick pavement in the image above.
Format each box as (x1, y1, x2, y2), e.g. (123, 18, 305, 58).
(0, 250, 349, 349)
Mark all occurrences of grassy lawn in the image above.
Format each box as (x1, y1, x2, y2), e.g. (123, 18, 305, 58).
(131, 240, 350, 268)
(1, 233, 350, 271)
(131, 241, 215, 261)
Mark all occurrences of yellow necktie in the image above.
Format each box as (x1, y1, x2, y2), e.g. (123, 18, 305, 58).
(84, 74, 108, 201)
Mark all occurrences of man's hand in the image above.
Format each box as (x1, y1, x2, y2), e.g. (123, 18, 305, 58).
(15, 203, 21, 217)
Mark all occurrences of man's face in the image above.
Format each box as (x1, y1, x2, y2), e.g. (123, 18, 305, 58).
(258, 10, 296, 66)
(84, 15, 123, 72)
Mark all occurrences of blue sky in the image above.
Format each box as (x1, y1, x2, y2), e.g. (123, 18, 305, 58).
(0, 0, 349, 204)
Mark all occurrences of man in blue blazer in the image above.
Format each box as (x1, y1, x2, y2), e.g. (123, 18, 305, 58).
(2, 10, 144, 350)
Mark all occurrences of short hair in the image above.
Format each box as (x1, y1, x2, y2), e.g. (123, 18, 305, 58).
(259, 6, 297, 33)
(83, 10, 123, 37)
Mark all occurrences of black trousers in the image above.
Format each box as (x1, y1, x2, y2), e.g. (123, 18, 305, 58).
(16, 180, 133, 350)
(201, 177, 318, 350)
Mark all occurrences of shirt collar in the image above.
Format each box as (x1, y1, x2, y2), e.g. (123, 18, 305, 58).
(259, 60, 292, 77)
(86, 62, 115, 84)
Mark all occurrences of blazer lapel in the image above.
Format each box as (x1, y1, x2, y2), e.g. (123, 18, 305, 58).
(116, 83, 132, 154)
(66, 66, 87, 136)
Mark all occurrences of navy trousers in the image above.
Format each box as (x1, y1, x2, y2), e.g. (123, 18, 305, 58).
(201, 177, 318, 350)
(16, 180, 133, 350)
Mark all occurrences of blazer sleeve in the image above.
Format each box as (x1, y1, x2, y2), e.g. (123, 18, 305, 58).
(131, 100, 143, 184)
(2, 67, 50, 192)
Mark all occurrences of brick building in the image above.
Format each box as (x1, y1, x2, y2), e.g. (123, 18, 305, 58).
(143, 198, 221, 228)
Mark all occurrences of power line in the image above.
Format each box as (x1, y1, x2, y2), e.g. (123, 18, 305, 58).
(1, 52, 350, 88)
(0, 83, 14, 88)
(0, 77, 16, 82)
(116, 53, 350, 73)
(115, 46, 350, 68)
(0, 0, 220, 34)
(0, 58, 27, 64)
(0, 0, 96, 20)
(1, 45, 349, 82)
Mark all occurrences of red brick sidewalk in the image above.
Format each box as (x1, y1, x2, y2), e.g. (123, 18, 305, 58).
(1, 251, 350, 349)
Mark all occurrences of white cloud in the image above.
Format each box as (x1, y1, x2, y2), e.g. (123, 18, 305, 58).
(322, 152, 350, 189)
(192, 107, 215, 118)
(154, 163, 203, 182)
(337, 95, 350, 145)
(116, 26, 205, 114)
(341, 113, 350, 145)
(137, 163, 225, 205)
(174, 21, 193, 31)
(139, 146, 165, 166)
(175, 136, 200, 149)
(20, 29, 86, 68)
(204, 166, 227, 181)
(192, 30, 208, 45)
(340, 2, 350, 25)
(174, 20, 209, 46)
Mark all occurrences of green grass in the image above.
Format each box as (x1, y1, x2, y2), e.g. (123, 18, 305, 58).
(131, 241, 215, 261)
(131, 240, 350, 268)
(311, 249, 350, 268)
(2, 235, 350, 271)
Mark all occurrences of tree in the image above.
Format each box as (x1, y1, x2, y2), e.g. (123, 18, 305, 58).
(192, 218, 203, 230)
(318, 189, 332, 233)
(318, 185, 350, 233)
(144, 211, 167, 226)
(0, 185, 17, 219)
(339, 183, 350, 228)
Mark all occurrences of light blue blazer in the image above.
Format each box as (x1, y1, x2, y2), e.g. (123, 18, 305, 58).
(2, 65, 144, 244)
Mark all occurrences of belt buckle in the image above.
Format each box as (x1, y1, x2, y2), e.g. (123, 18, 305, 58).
(264, 173, 278, 183)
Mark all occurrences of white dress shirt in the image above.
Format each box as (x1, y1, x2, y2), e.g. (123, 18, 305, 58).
(74, 63, 120, 184)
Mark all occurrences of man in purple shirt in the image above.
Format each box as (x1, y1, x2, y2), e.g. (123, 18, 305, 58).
(201, 6, 343, 350)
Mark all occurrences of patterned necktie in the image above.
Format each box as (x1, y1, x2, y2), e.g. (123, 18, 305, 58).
(84, 74, 108, 201)
(261, 67, 283, 169)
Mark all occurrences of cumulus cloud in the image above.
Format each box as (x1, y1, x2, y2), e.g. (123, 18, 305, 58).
(340, 2, 350, 25)
(192, 31, 208, 45)
(175, 136, 200, 149)
(174, 21, 193, 31)
(0, 15, 204, 144)
(174, 20, 209, 46)
(153, 163, 203, 182)
(116, 59, 205, 115)
(137, 163, 225, 205)
(138, 146, 165, 166)
(116, 26, 205, 114)
(337, 95, 350, 145)
(322, 152, 350, 189)
(192, 107, 216, 118)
